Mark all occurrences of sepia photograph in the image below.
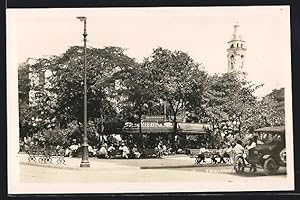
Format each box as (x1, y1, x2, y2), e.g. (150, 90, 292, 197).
(7, 6, 294, 193)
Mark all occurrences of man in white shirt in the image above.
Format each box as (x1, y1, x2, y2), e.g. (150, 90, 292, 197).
(97, 143, 108, 158)
(196, 146, 206, 164)
(232, 140, 245, 167)
(119, 143, 130, 159)
(233, 140, 245, 155)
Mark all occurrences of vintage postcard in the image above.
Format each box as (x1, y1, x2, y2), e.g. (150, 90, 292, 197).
(7, 6, 294, 193)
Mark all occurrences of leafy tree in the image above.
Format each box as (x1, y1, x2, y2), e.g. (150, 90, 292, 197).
(203, 72, 260, 143)
(247, 88, 285, 129)
(47, 46, 137, 134)
(18, 58, 58, 139)
(145, 47, 208, 149)
(18, 62, 31, 138)
(122, 63, 157, 124)
(18, 62, 30, 99)
(19, 46, 137, 143)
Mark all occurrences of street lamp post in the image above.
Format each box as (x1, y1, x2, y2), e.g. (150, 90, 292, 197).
(77, 16, 90, 168)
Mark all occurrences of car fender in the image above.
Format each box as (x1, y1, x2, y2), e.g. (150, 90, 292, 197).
(262, 154, 271, 160)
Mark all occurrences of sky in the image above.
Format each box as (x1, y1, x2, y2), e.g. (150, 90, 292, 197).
(7, 6, 291, 97)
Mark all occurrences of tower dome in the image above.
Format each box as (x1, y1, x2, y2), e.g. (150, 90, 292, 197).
(230, 24, 244, 41)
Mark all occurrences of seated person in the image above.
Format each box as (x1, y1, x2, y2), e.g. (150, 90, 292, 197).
(65, 139, 80, 157)
(245, 138, 257, 172)
(107, 144, 116, 158)
(56, 145, 65, 156)
(132, 144, 141, 159)
(245, 138, 256, 151)
(177, 148, 184, 154)
(88, 145, 97, 156)
(157, 142, 164, 157)
(97, 143, 108, 158)
(162, 144, 168, 155)
(119, 142, 130, 159)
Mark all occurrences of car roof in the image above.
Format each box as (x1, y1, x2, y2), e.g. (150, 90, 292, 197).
(254, 126, 285, 133)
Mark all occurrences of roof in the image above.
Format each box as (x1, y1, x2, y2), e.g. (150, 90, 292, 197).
(123, 126, 173, 134)
(177, 123, 209, 134)
(254, 126, 285, 133)
(122, 123, 209, 135)
(142, 116, 165, 123)
(228, 24, 245, 42)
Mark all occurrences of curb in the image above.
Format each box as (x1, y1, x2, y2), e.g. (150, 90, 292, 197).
(140, 163, 233, 169)
(20, 161, 140, 171)
(20, 161, 81, 170)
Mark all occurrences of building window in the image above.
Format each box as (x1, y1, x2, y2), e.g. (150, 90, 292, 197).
(39, 71, 45, 86)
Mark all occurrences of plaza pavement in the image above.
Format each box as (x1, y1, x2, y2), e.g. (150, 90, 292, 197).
(14, 153, 291, 193)
(18, 153, 233, 170)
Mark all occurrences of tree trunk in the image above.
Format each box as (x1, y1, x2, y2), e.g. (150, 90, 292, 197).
(138, 108, 143, 148)
(171, 115, 177, 153)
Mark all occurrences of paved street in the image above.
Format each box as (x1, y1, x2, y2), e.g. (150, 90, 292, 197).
(18, 154, 287, 183)
(10, 153, 293, 193)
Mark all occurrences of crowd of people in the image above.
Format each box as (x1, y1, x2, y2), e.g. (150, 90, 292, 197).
(20, 134, 263, 165)
(96, 142, 133, 159)
(195, 135, 263, 166)
(94, 140, 174, 159)
(232, 135, 264, 172)
(196, 144, 234, 164)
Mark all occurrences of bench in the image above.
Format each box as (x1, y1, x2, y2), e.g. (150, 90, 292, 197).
(142, 149, 160, 158)
(189, 149, 200, 158)
(27, 145, 66, 165)
(205, 149, 218, 158)
(188, 148, 231, 164)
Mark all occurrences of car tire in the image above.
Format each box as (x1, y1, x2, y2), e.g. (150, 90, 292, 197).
(234, 157, 245, 174)
(263, 157, 278, 175)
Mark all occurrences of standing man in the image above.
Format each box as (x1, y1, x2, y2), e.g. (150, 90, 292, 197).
(196, 146, 206, 164)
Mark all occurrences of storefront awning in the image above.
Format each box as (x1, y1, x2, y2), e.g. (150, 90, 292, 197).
(122, 123, 209, 135)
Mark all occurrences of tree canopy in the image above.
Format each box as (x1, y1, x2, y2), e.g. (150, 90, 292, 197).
(18, 45, 285, 149)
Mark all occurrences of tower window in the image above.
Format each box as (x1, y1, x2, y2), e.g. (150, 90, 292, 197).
(241, 43, 243, 48)
(237, 43, 239, 48)
(231, 44, 234, 48)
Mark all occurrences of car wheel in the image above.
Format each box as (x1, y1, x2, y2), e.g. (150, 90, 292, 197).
(234, 157, 245, 174)
(263, 157, 278, 175)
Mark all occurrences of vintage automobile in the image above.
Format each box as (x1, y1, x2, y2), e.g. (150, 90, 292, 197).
(234, 126, 286, 175)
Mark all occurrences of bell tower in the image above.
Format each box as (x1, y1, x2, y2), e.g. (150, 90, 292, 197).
(227, 23, 246, 73)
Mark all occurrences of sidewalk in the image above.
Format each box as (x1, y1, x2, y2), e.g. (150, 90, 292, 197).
(19, 153, 233, 170)
(19, 153, 139, 171)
